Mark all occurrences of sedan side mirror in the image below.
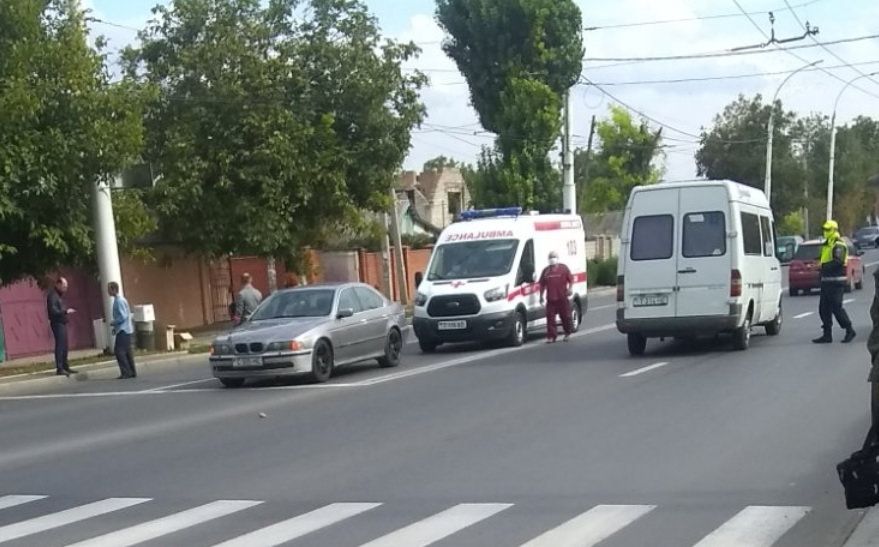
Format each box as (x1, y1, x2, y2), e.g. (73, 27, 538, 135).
(336, 308, 355, 319)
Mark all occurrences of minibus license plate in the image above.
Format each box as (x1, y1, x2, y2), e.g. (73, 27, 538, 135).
(438, 320, 467, 330)
(633, 294, 668, 307)
(233, 357, 262, 368)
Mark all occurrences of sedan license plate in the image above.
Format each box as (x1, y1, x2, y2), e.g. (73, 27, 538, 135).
(632, 294, 669, 307)
(438, 320, 467, 330)
(233, 357, 262, 368)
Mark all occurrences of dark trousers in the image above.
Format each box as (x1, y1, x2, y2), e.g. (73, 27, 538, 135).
(546, 299, 572, 340)
(50, 322, 68, 372)
(819, 282, 852, 331)
(114, 331, 137, 377)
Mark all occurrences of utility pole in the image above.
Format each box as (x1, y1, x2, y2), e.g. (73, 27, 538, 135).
(380, 212, 392, 298)
(93, 177, 123, 353)
(562, 89, 576, 214)
(577, 115, 596, 211)
(388, 187, 408, 305)
(803, 136, 811, 239)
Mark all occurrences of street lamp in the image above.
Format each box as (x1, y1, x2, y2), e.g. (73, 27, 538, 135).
(765, 59, 823, 204)
(827, 71, 879, 221)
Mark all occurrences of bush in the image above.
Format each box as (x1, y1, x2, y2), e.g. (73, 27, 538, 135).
(587, 256, 618, 287)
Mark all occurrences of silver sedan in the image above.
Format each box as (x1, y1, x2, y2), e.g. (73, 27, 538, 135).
(209, 282, 407, 387)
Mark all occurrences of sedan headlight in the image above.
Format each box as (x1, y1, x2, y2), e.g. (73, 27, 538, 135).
(210, 344, 232, 355)
(414, 292, 428, 306)
(484, 285, 508, 302)
(267, 341, 304, 352)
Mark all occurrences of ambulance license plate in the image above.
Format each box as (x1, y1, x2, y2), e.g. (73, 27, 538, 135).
(438, 320, 467, 330)
(632, 294, 669, 307)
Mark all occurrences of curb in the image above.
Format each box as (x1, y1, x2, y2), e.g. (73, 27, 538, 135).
(0, 351, 208, 394)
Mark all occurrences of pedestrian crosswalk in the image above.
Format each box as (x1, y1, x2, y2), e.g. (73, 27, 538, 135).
(0, 493, 817, 546)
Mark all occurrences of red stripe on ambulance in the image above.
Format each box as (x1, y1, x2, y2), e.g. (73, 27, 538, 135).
(534, 219, 582, 231)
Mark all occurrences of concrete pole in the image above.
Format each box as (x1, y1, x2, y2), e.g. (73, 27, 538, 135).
(764, 112, 775, 203)
(388, 187, 408, 305)
(93, 177, 123, 352)
(562, 89, 576, 214)
(380, 213, 392, 298)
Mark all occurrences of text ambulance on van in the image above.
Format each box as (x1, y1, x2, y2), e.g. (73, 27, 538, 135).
(412, 207, 588, 353)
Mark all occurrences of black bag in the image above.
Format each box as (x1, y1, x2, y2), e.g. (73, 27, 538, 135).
(837, 424, 879, 509)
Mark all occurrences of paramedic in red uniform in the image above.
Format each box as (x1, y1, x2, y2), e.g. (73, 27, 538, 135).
(539, 250, 574, 343)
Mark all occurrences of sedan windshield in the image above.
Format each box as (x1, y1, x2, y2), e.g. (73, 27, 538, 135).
(427, 239, 519, 281)
(249, 288, 335, 321)
(793, 243, 821, 260)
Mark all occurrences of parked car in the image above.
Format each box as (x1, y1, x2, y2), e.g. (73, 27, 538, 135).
(209, 283, 407, 387)
(788, 238, 864, 296)
(776, 235, 803, 264)
(853, 225, 879, 249)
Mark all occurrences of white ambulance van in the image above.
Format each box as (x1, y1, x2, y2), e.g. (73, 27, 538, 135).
(412, 207, 588, 353)
(616, 180, 783, 356)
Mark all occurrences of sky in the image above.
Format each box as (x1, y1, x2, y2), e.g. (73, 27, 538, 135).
(85, 0, 879, 183)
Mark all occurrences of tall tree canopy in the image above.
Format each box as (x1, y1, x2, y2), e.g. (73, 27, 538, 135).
(437, 0, 583, 212)
(0, 0, 150, 284)
(124, 0, 426, 261)
(575, 106, 664, 213)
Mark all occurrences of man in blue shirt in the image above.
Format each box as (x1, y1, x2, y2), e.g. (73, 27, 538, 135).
(108, 281, 136, 379)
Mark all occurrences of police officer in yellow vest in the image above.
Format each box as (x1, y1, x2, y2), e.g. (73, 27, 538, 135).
(813, 219, 856, 344)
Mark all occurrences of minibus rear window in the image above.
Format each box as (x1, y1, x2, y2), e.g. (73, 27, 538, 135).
(631, 214, 674, 261)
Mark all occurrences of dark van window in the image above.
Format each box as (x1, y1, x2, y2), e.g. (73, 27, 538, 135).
(683, 211, 726, 258)
(631, 215, 674, 261)
(741, 212, 762, 255)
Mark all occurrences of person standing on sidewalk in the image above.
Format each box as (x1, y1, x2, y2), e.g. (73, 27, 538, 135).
(108, 282, 137, 379)
(235, 273, 263, 325)
(813, 219, 856, 344)
(46, 277, 76, 376)
(539, 251, 574, 343)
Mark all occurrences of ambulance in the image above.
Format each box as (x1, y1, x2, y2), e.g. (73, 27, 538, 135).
(412, 207, 588, 353)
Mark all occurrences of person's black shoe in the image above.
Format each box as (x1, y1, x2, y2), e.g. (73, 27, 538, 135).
(812, 335, 832, 344)
(56, 370, 69, 377)
(64, 368, 77, 374)
(843, 329, 857, 343)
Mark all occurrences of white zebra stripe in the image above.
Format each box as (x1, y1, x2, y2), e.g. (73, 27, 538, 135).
(358, 503, 513, 547)
(692, 505, 810, 547)
(0, 495, 46, 511)
(520, 504, 656, 547)
(0, 497, 150, 544)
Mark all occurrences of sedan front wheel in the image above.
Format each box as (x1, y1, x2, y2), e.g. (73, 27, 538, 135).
(310, 340, 334, 383)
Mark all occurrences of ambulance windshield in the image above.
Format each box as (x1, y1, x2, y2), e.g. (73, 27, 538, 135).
(427, 239, 520, 280)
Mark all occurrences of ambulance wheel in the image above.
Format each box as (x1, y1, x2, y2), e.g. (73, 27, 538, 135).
(627, 333, 647, 356)
(507, 311, 526, 347)
(418, 339, 438, 353)
(570, 300, 582, 333)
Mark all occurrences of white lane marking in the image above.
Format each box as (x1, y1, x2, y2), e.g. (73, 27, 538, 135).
(793, 312, 814, 319)
(866, 260, 879, 268)
(358, 503, 512, 547)
(590, 304, 616, 311)
(66, 500, 263, 547)
(0, 495, 46, 511)
(692, 505, 810, 547)
(211, 503, 381, 547)
(620, 362, 670, 378)
(520, 504, 656, 547)
(0, 323, 618, 400)
(844, 298, 855, 304)
(138, 378, 216, 392)
(0, 498, 150, 544)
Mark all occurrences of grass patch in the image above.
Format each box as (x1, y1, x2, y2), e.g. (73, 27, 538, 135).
(0, 350, 169, 378)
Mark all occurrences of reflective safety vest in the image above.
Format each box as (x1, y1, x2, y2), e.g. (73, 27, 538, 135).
(819, 236, 848, 283)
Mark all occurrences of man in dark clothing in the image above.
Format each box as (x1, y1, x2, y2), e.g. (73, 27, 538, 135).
(539, 251, 574, 343)
(235, 273, 263, 325)
(813, 219, 856, 344)
(46, 277, 77, 376)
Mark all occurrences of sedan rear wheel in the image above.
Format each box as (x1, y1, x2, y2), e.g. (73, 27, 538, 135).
(310, 340, 334, 383)
(378, 328, 403, 368)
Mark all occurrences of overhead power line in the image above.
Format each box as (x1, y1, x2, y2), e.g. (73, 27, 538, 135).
(583, 59, 879, 86)
(781, 0, 879, 89)
(730, 0, 879, 100)
(584, 0, 825, 31)
(584, 32, 879, 62)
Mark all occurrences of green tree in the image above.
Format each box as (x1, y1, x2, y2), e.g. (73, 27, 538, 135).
(696, 94, 804, 215)
(423, 156, 461, 171)
(124, 0, 426, 262)
(575, 106, 664, 213)
(0, 0, 151, 284)
(436, 0, 583, 211)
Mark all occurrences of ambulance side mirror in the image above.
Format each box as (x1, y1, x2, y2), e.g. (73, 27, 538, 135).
(531, 271, 538, 283)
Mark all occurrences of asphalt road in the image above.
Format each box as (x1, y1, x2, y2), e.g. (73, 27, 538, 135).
(1, 254, 879, 546)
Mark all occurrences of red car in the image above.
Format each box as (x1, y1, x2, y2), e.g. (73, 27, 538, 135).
(788, 237, 865, 296)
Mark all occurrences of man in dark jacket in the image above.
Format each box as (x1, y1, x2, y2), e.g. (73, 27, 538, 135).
(46, 277, 76, 376)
